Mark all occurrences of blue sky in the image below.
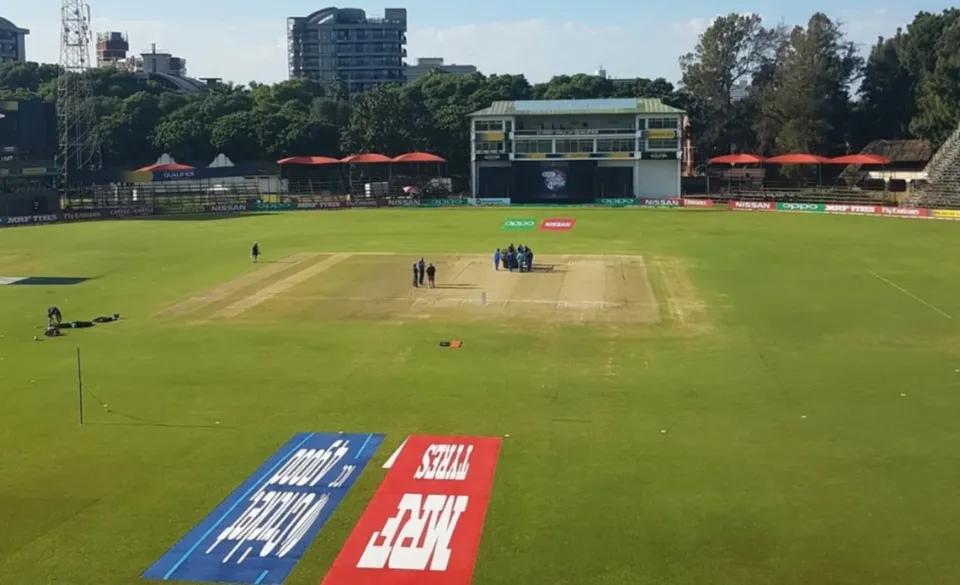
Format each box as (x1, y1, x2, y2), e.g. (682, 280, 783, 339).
(7, 0, 955, 85)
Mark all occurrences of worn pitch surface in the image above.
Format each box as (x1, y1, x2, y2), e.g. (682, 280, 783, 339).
(159, 253, 662, 324)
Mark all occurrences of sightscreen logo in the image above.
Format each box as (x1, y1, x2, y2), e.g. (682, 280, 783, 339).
(541, 169, 566, 192)
(540, 218, 576, 231)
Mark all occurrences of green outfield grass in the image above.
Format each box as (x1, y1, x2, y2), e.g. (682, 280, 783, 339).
(2, 208, 960, 585)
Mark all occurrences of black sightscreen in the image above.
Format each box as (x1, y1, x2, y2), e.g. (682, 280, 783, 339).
(477, 166, 514, 199)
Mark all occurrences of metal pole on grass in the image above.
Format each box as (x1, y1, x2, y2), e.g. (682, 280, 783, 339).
(77, 347, 84, 425)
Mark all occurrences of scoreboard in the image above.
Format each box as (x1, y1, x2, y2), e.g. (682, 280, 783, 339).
(0, 101, 16, 159)
(0, 100, 57, 160)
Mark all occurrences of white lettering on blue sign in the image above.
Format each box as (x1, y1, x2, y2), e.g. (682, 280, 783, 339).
(204, 440, 351, 564)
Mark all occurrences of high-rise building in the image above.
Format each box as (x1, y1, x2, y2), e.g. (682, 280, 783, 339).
(0, 17, 29, 63)
(140, 44, 186, 77)
(96, 32, 130, 68)
(405, 57, 477, 83)
(730, 79, 749, 102)
(594, 64, 635, 87)
(287, 7, 407, 94)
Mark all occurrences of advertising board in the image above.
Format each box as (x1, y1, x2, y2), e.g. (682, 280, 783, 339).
(729, 201, 775, 210)
(641, 198, 681, 208)
(321, 435, 501, 585)
(143, 432, 383, 585)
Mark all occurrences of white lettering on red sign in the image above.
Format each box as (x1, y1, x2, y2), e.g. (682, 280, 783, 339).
(414, 444, 473, 481)
(733, 201, 771, 209)
(544, 221, 571, 228)
(356, 494, 468, 571)
(825, 204, 882, 214)
(881, 207, 919, 216)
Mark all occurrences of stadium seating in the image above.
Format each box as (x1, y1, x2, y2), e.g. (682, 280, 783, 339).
(910, 121, 960, 208)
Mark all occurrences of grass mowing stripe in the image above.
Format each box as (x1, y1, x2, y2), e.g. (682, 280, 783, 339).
(209, 253, 351, 319)
(155, 252, 321, 317)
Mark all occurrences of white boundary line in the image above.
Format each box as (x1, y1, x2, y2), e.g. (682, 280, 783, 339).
(867, 269, 953, 320)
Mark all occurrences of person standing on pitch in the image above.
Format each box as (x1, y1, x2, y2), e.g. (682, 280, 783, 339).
(426, 263, 436, 288)
(417, 257, 426, 286)
(494, 248, 501, 271)
(251, 241, 260, 263)
(412, 262, 419, 287)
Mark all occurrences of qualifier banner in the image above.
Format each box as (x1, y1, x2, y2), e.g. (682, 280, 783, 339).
(321, 435, 501, 585)
(144, 432, 383, 585)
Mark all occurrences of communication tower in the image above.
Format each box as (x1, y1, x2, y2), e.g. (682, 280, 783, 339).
(56, 0, 102, 195)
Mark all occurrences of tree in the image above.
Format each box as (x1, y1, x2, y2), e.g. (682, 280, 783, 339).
(753, 13, 862, 156)
(3, 7, 958, 173)
(908, 11, 960, 146)
(858, 34, 915, 142)
(679, 13, 785, 157)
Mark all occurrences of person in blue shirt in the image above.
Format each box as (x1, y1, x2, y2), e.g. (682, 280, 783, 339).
(493, 248, 501, 270)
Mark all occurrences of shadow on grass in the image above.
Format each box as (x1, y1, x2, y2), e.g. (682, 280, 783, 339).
(0, 497, 99, 558)
(84, 420, 235, 430)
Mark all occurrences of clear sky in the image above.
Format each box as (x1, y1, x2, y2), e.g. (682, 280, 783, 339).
(6, 0, 954, 86)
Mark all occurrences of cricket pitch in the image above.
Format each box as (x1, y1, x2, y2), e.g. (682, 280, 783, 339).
(158, 253, 697, 326)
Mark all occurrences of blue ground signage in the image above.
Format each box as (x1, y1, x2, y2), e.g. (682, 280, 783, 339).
(143, 432, 383, 585)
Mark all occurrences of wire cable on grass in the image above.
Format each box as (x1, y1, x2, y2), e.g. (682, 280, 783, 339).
(80, 381, 230, 429)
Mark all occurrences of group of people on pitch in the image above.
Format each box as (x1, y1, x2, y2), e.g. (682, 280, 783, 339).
(494, 244, 534, 272)
(412, 257, 437, 288)
(44, 306, 120, 337)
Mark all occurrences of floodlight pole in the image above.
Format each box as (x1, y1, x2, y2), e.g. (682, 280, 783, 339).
(77, 347, 84, 425)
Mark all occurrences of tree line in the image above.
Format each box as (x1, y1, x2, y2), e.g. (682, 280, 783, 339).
(1, 9, 958, 175)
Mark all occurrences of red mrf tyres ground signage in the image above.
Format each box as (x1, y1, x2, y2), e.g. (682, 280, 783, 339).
(321, 435, 501, 585)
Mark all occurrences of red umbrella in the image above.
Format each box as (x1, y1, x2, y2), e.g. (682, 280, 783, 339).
(826, 154, 891, 165)
(765, 153, 829, 164)
(341, 153, 392, 164)
(277, 156, 341, 165)
(708, 153, 767, 164)
(392, 152, 446, 163)
(137, 162, 193, 172)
